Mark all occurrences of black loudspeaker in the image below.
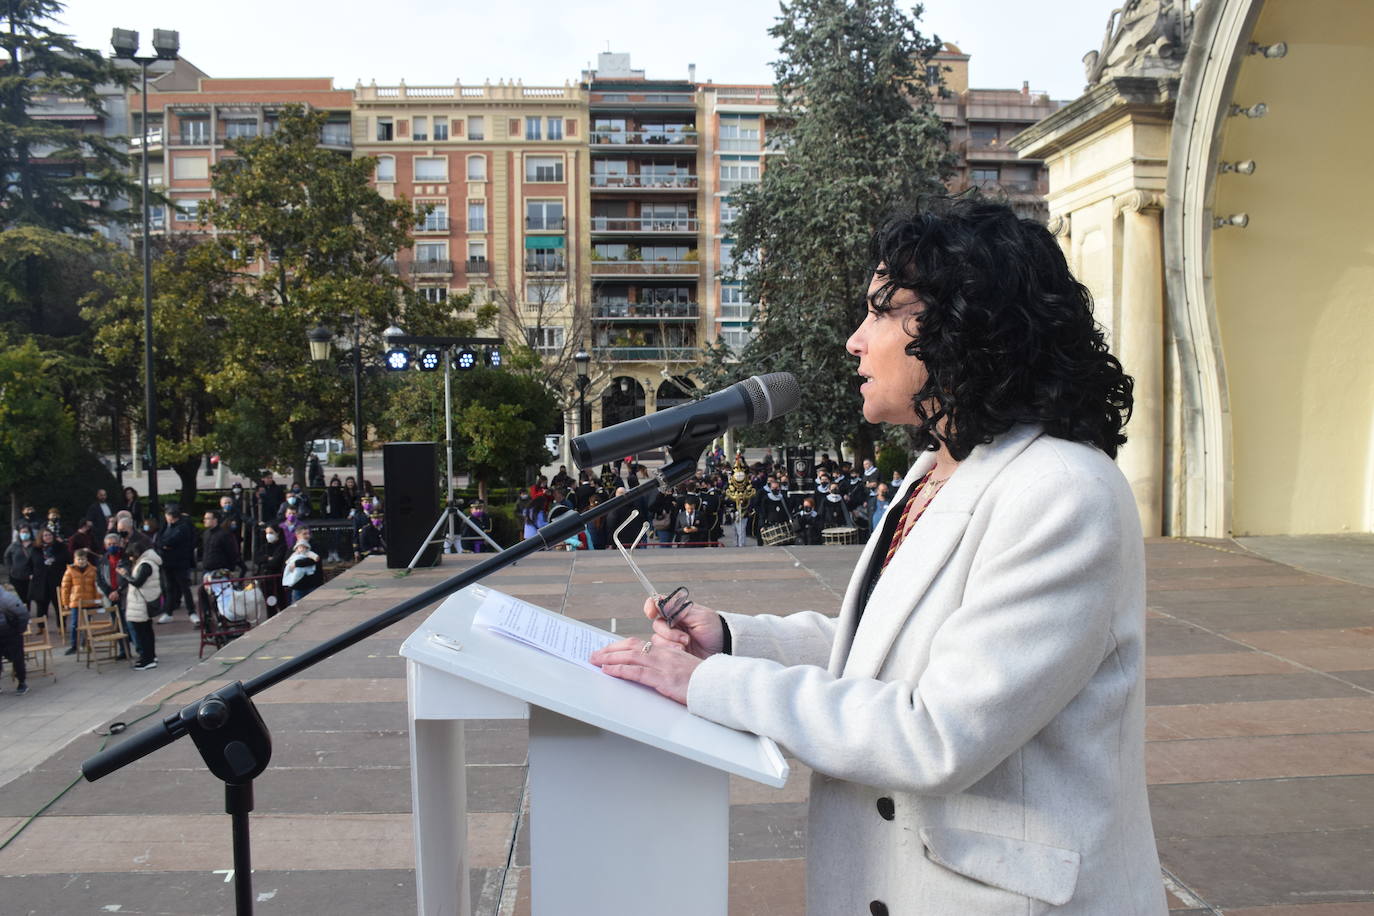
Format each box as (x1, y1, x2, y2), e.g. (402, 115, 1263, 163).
(383, 442, 440, 568)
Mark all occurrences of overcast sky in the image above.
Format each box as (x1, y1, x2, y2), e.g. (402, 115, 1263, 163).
(58, 0, 1120, 102)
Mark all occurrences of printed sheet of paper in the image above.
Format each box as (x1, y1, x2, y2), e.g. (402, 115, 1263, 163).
(474, 589, 617, 672)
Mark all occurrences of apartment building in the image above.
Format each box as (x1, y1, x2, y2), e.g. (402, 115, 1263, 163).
(353, 80, 584, 330)
(126, 63, 354, 235)
(930, 43, 1064, 220)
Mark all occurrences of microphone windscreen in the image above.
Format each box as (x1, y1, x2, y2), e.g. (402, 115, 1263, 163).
(750, 372, 802, 422)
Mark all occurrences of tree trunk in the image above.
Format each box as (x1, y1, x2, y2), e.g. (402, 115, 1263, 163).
(476, 471, 489, 504)
(174, 455, 202, 509)
(852, 423, 876, 466)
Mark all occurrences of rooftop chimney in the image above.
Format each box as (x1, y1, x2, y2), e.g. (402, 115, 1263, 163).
(689, 63, 696, 83)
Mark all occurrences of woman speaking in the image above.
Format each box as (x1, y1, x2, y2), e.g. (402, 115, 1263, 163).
(592, 198, 1166, 914)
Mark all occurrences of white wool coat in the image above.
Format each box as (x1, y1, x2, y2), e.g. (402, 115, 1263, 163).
(688, 425, 1166, 915)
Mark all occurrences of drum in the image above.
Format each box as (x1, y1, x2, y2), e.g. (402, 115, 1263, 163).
(822, 526, 857, 546)
(760, 522, 795, 546)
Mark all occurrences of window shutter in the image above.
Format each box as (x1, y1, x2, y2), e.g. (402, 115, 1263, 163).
(398, 119, 410, 138)
(452, 119, 464, 137)
(565, 119, 577, 137)
(508, 118, 520, 137)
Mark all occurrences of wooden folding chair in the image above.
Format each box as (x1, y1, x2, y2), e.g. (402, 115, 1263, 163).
(21, 619, 56, 683)
(78, 603, 130, 672)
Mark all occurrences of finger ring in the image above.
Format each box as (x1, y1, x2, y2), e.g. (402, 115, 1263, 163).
(641, 640, 652, 654)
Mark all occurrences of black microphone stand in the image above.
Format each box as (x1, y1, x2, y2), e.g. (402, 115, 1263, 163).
(81, 455, 702, 916)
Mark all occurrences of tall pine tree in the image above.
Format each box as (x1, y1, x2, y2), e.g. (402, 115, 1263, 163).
(706, 0, 952, 458)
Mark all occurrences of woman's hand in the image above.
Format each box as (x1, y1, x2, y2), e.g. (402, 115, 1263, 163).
(643, 595, 725, 660)
(591, 634, 703, 706)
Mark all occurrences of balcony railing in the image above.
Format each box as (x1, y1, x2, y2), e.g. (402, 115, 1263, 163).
(379, 259, 400, 274)
(589, 260, 699, 276)
(717, 138, 761, 152)
(718, 178, 760, 192)
(409, 259, 453, 275)
(129, 129, 163, 149)
(464, 258, 490, 274)
(593, 346, 699, 362)
(169, 132, 212, 147)
(591, 174, 698, 190)
(320, 130, 352, 148)
(590, 130, 698, 147)
(525, 216, 567, 230)
(593, 302, 699, 320)
(590, 92, 695, 106)
(524, 257, 566, 273)
(414, 217, 450, 232)
(591, 217, 698, 233)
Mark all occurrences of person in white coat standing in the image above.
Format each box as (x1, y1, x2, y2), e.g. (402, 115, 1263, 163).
(593, 197, 1166, 915)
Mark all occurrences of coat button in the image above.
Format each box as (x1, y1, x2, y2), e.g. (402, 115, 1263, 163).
(876, 796, 895, 820)
(869, 902, 889, 916)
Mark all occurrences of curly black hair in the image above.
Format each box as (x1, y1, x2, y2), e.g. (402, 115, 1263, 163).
(869, 197, 1132, 460)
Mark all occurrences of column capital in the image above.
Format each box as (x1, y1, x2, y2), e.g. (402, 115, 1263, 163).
(1116, 189, 1165, 215)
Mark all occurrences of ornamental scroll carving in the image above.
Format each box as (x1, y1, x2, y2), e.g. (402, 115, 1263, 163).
(1082, 0, 1195, 88)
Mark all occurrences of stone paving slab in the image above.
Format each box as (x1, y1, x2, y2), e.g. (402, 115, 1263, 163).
(0, 540, 1372, 913)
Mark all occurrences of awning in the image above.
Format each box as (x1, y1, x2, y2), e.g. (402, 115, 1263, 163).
(525, 236, 565, 249)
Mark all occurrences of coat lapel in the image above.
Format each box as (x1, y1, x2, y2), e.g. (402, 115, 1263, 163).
(837, 425, 1046, 679)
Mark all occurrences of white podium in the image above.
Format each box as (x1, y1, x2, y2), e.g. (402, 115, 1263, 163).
(400, 584, 789, 916)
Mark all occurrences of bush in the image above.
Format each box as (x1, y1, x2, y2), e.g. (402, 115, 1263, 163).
(328, 452, 356, 467)
(13, 447, 117, 535)
(876, 445, 910, 485)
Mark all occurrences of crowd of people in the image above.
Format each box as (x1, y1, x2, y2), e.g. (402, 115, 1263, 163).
(520, 450, 901, 551)
(1, 474, 388, 695)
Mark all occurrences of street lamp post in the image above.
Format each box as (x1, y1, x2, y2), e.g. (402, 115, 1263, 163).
(112, 28, 179, 517)
(573, 345, 591, 441)
(307, 320, 365, 501)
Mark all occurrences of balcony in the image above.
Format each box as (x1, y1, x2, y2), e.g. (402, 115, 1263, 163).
(169, 132, 212, 147)
(589, 259, 699, 278)
(590, 130, 698, 149)
(524, 256, 566, 274)
(591, 217, 698, 234)
(593, 302, 699, 321)
(591, 174, 698, 191)
(525, 216, 567, 231)
(593, 346, 699, 363)
(414, 217, 450, 233)
(129, 128, 163, 150)
(590, 91, 696, 108)
(716, 302, 756, 321)
(464, 258, 490, 275)
(409, 259, 453, 276)
(319, 129, 352, 149)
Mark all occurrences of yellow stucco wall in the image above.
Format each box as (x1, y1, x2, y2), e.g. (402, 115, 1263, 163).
(1212, 1, 1374, 533)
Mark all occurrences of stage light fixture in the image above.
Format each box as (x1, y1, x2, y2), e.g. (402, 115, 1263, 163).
(418, 348, 442, 372)
(385, 348, 412, 371)
(454, 347, 477, 371)
(485, 347, 502, 368)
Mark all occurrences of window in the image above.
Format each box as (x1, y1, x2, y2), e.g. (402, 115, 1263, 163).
(526, 326, 566, 352)
(224, 120, 257, 140)
(321, 120, 350, 146)
(433, 119, 449, 141)
(720, 199, 740, 226)
(415, 242, 447, 263)
(593, 118, 626, 143)
(593, 242, 629, 260)
(416, 202, 448, 231)
(376, 117, 394, 141)
(414, 157, 447, 181)
(525, 117, 541, 141)
(467, 155, 486, 181)
(720, 241, 735, 268)
(970, 167, 1000, 183)
(172, 155, 209, 180)
(375, 155, 395, 182)
(419, 286, 448, 304)
(718, 116, 760, 152)
(468, 201, 486, 232)
(173, 200, 202, 223)
(467, 116, 484, 140)
(467, 240, 486, 262)
(719, 283, 753, 320)
(720, 326, 756, 353)
(546, 117, 563, 141)
(719, 157, 760, 190)
(525, 199, 564, 230)
(413, 116, 429, 142)
(926, 64, 942, 86)
(526, 281, 565, 304)
(642, 245, 690, 261)
(525, 156, 563, 182)
(970, 125, 999, 146)
(526, 247, 564, 271)
(179, 118, 209, 144)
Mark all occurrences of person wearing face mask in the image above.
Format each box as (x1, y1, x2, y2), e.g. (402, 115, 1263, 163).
(121, 486, 144, 528)
(320, 476, 349, 563)
(97, 533, 139, 661)
(255, 524, 289, 615)
(725, 460, 756, 548)
(282, 529, 322, 603)
(121, 539, 161, 669)
(357, 512, 386, 559)
(5, 524, 37, 610)
(276, 485, 314, 523)
(749, 476, 792, 546)
(458, 501, 493, 554)
(16, 504, 41, 536)
(818, 482, 854, 531)
(154, 506, 197, 626)
(60, 548, 104, 656)
(30, 528, 68, 633)
(44, 508, 67, 544)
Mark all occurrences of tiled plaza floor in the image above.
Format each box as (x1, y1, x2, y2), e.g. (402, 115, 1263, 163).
(1, 538, 1372, 914)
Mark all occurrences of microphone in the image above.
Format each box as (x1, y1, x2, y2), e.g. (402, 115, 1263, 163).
(571, 372, 801, 469)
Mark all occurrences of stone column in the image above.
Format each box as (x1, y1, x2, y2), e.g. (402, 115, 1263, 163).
(1116, 190, 1165, 536)
(131, 427, 143, 475)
